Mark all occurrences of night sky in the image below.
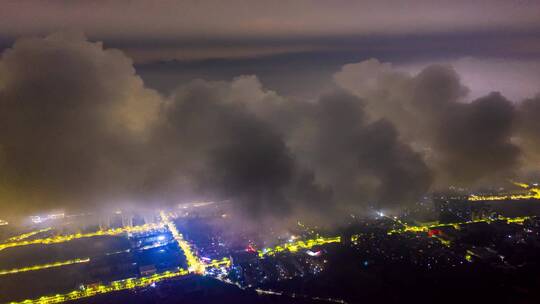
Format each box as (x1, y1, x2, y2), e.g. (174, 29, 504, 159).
(0, 1, 539, 221)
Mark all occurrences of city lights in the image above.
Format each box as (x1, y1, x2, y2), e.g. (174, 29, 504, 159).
(2, 208, 539, 303)
(2, 211, 232, 303)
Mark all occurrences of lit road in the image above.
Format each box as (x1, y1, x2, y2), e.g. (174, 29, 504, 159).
(0, 223, 164, 251)
(0, 258, 90, 276)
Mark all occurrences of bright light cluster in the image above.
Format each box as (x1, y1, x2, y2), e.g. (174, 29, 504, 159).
(0, 223, 164, 251)
(351, 234, 363, 244)
(204, 257, 231, 268)
(30, 214, 65, 224)
(159, 211, 205, 274)
(0, 258, 90, 276)
(3, 228, 52, 243)
(8, 268, 189, 304)
(258, 236, 341, 258)
(465, 251, 474, 262)
(0, 219, 8, 226)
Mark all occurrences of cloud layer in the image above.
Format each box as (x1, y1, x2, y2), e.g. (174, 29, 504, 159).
(335, 59, 540, 186)
(0, 34, 539, 222)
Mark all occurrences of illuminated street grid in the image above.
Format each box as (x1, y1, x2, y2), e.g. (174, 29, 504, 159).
(4, 212, 231, 304)
(2, 209, 536, 304)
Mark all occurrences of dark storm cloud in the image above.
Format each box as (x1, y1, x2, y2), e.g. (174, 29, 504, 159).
(435, 93, 519, 184)
(0, 32, 538, 222)
(284, 91, 432, 211)
(0, 33, 432, 219)
(142, 79, 296, 217)
(516, 95, 540, 168)
(335, 59, 524, 188)
(141, 78, 431, 219)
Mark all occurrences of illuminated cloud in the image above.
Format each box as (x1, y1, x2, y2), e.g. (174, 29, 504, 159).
(0, 32, 538, 223)
(335, 59, 520, 187)
(0, 32, 161, 215)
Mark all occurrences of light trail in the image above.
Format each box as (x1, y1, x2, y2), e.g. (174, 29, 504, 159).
(3, 227, 52, 243)
(255, 288, 347, 303)
(159, 211, 205, 274)
(512, 181, 530, 189)
(0, 223, 164, 251)
(258, 236, 341, 258)
(7, 268, 190, 304)
(0, 258, 90, 276)
(255, 288, 283, 295)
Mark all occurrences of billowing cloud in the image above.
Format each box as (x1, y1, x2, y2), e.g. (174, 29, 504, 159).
(0, 33, 538, 224)
(434, 93, 518, 184)
(516, 95, 540, 170)
(142, 78, 295, 217)
(142, 76, 432, 220)
(335, 59, 521, 187)
(0, 32, 161, 215)
(397, 57, 540, 102)
(283, 91, 432, 212)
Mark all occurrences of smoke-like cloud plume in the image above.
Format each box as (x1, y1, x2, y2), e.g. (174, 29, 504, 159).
(516, 95, 540, 172)
(0, 34, 539, 222)
(334, 59, 529, 188)
(0, 32, 161, 216)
